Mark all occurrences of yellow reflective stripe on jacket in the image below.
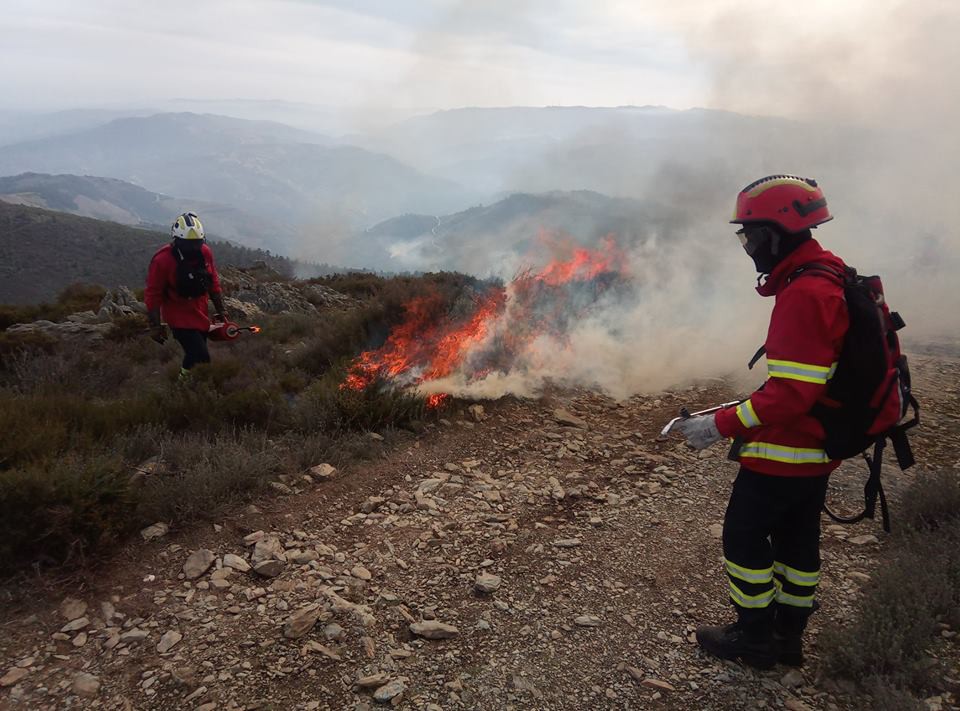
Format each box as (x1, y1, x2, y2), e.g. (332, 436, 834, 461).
(767, 359, 837, 385)
(728, 581, 775, 609)
(774, 562, 820, 587)
(735, 400, 761, 428)
(739, 441, 831, 465)
(775, 580, 815, 607)
(725, 559, 773, 584)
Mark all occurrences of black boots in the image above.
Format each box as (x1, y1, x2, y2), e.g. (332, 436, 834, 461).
(774, 602, 818, 667)
(697, 604, 817, 669)
(695, 619, 777, 670)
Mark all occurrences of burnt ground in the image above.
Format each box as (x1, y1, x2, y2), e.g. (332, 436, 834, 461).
(1, 347, 958, 711)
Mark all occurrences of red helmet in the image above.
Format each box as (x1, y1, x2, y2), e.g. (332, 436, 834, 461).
(731, 175, 833, 234)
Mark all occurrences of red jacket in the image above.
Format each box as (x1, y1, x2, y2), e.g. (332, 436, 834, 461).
(715, 239, 849, 476)
(144, 243, 222, 331)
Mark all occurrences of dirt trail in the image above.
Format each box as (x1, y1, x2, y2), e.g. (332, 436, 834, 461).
(1, 351, 958, 710)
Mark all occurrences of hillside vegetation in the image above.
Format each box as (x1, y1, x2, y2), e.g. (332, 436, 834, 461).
(0, 269, 483, 573)
(0, 172, 301, 252)
(0, 202, 334, 304)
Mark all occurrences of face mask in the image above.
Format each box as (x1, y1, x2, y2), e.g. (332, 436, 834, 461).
(174, 237, 204, 254)
(737, 225, 781, 274)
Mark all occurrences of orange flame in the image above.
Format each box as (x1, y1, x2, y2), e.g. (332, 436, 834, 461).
(341, 236, 625, 408)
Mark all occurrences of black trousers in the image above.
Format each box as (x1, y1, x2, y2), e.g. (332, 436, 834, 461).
(722, 467, 830, 624)
(171, 328, 211, 370)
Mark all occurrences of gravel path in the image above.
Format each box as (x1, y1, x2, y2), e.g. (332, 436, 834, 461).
(1, 350, 957, 710)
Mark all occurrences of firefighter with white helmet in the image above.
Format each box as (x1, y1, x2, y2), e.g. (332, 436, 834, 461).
(144, 212, 227, 380)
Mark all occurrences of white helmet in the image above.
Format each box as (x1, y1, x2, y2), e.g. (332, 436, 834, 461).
(171, 212, 204, 241)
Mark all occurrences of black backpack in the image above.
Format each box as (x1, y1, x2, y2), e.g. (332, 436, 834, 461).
(172, 241, 212, 299)
(745, 263, 920, 531)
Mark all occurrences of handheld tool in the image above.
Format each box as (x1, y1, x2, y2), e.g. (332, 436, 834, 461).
(658, 401, 741, 440)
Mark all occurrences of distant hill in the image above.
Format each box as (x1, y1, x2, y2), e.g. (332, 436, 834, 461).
(357, 105, 872, 202)
(0, 112, 474, 233)
(0, 108, 160, 147)
(0, 202, 335, 304)
(0, 112, 331, 174)
(350, 190, 678, 273)
(0, 172, 296, 252)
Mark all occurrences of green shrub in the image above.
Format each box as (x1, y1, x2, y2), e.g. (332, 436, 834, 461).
(134, 431, 277, 524)
(311, 272, 386, 299)
(0, 454, 131, 569)
(0, 304, 42, 331)
(293, 304, 385, 376)
(334, 380, 426, 431)
(820, 471, 960, 698)
(0, 283, 106, 331)
(55, 282, 106, 310)
(0, 330, 57, 363)
(107, 314, 149, 341)
(863, 678, 925, 711)
(263, 313, 318, 343)
(899, 470, 960, 532)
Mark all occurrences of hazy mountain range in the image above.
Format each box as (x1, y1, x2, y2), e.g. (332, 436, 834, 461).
(0, 112, 474, 233)
(0, 173, 293, 252)
(0, 104, 883, 275)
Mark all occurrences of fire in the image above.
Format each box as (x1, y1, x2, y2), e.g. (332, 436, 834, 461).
(341, 236, 627, 408)
(534, 235, 624, 286)
(426, 393, 450, 409)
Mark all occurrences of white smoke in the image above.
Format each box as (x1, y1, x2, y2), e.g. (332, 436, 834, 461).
(413, 227, 768, 401)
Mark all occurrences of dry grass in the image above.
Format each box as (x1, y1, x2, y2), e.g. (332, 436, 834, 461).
(0, 272, 480, 574)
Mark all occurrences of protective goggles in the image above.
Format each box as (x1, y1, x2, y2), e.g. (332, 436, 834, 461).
(735, 225, 774, 256)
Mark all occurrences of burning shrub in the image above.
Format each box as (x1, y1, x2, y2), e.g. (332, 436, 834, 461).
(340, 239, 630, 403)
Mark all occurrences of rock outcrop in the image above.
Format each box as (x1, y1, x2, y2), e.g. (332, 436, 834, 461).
(219, 265, 354, 317)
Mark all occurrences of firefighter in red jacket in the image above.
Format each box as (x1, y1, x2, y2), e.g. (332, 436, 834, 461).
(674, 175, 848, 669)
(145, 212, 227, 380)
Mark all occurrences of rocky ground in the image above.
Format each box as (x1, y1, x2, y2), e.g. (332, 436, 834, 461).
(1, 348, 958, 711)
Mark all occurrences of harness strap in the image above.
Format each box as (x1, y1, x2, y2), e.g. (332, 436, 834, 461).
(824, 437, 891, 533)
(747, 345, 766, 370)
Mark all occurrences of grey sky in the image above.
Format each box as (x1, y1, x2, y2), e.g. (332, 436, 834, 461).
(1, 0, 955, 128)
(0, 0, 704, 110)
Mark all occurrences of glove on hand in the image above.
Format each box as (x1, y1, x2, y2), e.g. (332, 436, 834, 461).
(674, 414, 722, 450)
(150, 324, 168, 345)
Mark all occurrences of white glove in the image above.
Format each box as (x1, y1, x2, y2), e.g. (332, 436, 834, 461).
(674, 414, 722, 450)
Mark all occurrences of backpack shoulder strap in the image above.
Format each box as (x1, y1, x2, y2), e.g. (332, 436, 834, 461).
(788, 262, 849, 286)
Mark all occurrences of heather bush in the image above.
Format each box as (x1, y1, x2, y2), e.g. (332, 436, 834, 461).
(134, 431, 279, 524)
(0, 282, 106, 331)
(0, 271, 466, 574)
(0, 454, 131, 569)
(820, 470, 960, 700)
